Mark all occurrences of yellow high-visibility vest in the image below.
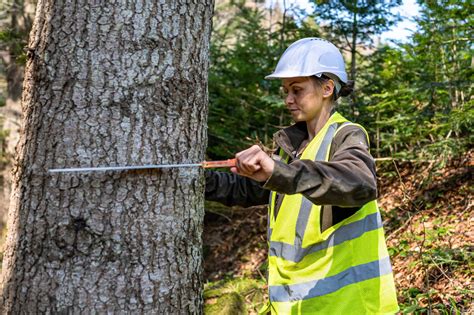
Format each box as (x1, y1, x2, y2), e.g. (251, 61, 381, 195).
(266, 112, 399, 314)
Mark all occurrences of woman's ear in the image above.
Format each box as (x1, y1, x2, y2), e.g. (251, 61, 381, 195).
(322, 80, 335, 99)
(323, 80, 336, 97)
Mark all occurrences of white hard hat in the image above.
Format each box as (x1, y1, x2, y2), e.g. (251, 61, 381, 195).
(265, 38, 348, 86)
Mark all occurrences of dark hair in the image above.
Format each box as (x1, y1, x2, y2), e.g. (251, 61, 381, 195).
(338, 80, 354, 98)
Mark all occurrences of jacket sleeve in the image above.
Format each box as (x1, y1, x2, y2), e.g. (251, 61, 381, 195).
(205, 170, 270, 207)
(263, 126, 377, 207)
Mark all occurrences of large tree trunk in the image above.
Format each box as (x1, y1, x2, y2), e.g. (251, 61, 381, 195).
(1, 0, 214, 313)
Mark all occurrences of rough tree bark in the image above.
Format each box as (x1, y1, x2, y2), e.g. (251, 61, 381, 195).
(1, 0, 214, 313)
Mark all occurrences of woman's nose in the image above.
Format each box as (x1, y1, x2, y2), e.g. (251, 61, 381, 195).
(285, 93, 295, 106)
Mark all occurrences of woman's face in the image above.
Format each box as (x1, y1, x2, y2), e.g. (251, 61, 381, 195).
(282, 77, 331, 123)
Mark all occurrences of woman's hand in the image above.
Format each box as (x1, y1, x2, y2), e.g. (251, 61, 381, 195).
(231, 145, 274, 182)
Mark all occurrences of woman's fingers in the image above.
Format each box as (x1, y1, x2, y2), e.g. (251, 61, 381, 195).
(233, 145, 274, 182)
(235, 145, 262, 174)
(245, 154, 263, 172)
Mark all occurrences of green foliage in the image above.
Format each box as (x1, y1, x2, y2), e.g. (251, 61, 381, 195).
(310, 0, 402, 107)
(388, 239, 409, 257)
(357, 1, 473, 160)
(207, 3, 321, 158)
(0, 28, 27, 65)
(424, 246, 472, 272)
(208, 1, 472, 161)
(208, 1, 474, 159)
(0, 93, 5, 107)
(394, 242, 472, 314)
(0, 117, 8, 165)
(0, 0, 34, 55)
(311, 0, 402, 48)
(399, 287, 472, 314)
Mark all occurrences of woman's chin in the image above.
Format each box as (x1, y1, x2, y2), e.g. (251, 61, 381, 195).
(291, 113, 304, 122)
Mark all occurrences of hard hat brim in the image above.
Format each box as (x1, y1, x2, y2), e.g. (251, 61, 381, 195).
(265, 71, 347, 83)
(264, 71, 322, 80)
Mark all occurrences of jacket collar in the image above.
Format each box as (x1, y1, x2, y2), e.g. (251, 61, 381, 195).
(273, 121, 308, 160)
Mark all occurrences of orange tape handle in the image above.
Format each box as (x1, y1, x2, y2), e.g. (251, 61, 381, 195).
(202, 158, 236, 169)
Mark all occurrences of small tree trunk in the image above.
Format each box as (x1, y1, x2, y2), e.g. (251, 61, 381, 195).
(376, 111, 380, 158)
(350, 10, 358, 116)
(1, 1, 214, 313)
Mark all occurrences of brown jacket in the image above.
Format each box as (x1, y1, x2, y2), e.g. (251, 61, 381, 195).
(205, 121, 377, 231)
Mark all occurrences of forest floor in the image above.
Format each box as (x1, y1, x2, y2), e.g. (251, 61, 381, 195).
(203, 151, 473, 314)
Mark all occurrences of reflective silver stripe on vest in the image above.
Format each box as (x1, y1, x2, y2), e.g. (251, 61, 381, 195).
(269, 256, 392, 302)
(294, 122, 338, 245)
(315, 122, 339, 161)
(269, 212, 382, 262)
(268, 191, 274, 240)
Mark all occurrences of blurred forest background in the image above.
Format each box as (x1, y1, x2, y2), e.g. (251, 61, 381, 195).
(0, 0, 472, 314)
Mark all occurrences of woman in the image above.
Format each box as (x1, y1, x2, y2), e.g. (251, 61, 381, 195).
(206, 38, 399, 314)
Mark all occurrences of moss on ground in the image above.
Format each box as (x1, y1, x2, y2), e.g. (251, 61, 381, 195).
(204, 278, 266, 314)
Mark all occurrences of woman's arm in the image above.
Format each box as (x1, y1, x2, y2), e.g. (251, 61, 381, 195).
(263, 125, 377, 207)
(205, 170, 270, 207)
